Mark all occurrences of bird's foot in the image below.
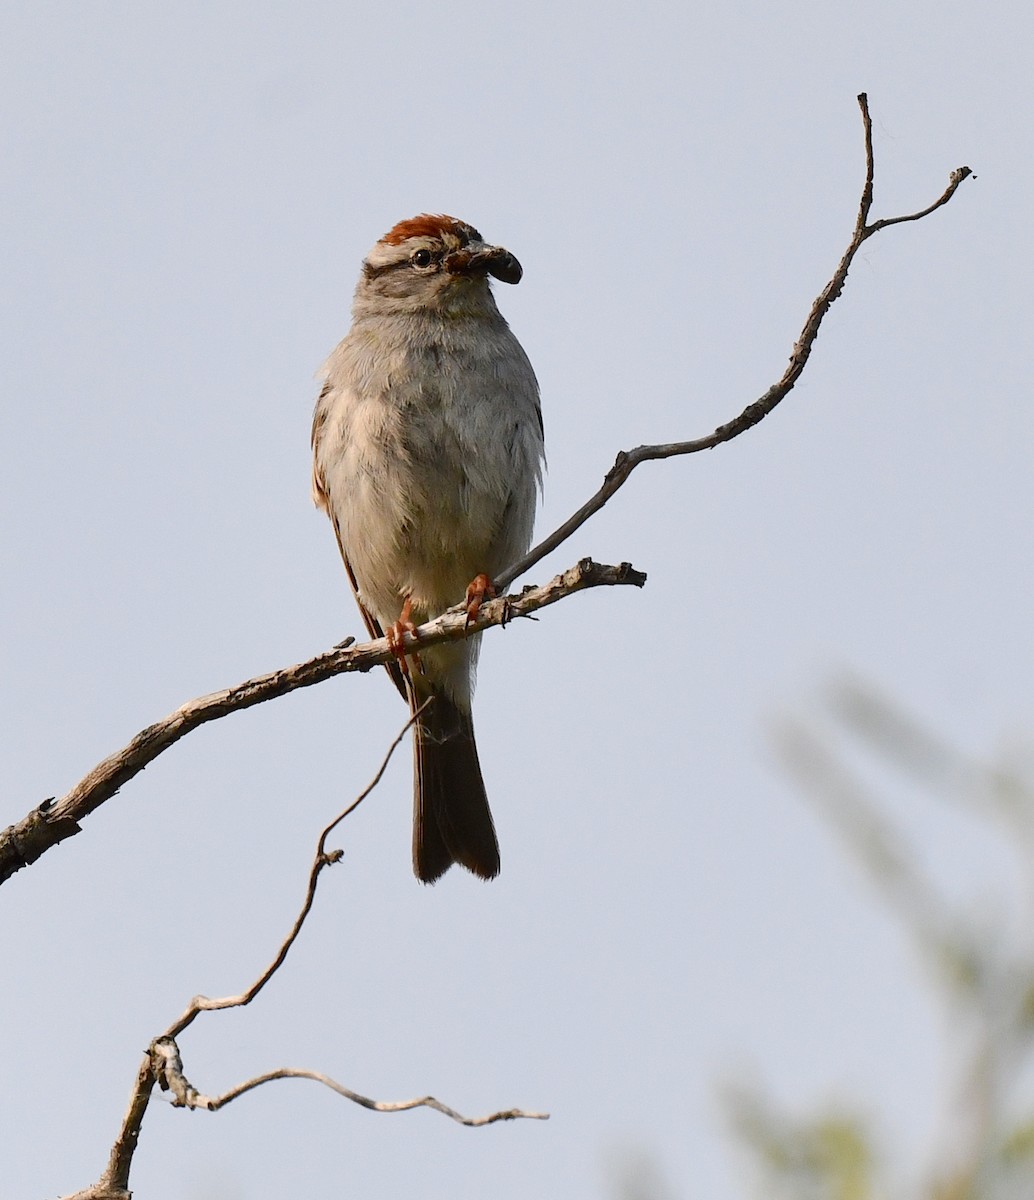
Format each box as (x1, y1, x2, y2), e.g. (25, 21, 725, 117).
(385, 597, 421, 675)
(464, 573, 498, 627)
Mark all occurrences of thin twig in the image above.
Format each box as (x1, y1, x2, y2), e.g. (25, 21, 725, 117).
(164, 701, 428, 1038)
(3, 558, 644, 887)
(151, 1041, 548, 1125)
(67, 711, 545, 1200)
(495, 94, 972, 591)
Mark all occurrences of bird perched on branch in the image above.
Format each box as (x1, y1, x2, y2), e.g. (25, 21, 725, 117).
(312, 214, 544, 882)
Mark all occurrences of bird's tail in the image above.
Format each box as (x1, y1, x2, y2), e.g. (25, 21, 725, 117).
(410, 680, 500, 883)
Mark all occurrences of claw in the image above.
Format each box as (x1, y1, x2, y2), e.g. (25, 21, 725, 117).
(385, 597, 421, 676)
(464, 573, 498, 627)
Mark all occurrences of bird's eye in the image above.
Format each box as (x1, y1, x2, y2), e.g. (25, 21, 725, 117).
(411, 249, 433, 268)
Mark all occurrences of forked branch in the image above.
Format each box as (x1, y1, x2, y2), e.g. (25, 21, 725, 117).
(64, 715, 547, 1200)
(496, 93, 972, 589)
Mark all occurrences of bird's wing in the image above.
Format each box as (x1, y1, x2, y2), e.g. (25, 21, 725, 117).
(311, 382, 407, 699)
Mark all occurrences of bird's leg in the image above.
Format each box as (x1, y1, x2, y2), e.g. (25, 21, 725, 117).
(464, 573, 498, 627)
(385, 596, 421, 675)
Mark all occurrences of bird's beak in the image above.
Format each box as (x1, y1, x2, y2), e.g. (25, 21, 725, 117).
(444, 242, 523, 285)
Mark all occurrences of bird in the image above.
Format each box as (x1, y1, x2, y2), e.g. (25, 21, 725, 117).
(311, 214, 544, 883)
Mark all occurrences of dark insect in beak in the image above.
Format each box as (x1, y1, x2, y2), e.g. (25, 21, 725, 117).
(444, 246, 523, 285)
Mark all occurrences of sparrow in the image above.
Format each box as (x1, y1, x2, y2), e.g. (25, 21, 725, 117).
(312, 214, 544, 882)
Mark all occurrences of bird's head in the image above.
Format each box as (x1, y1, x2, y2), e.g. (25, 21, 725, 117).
(355, 214, 523, 316)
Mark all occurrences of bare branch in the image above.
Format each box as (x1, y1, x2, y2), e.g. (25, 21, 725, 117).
(98, 1054, 155, 1195)
(10, 100, 973, 892)
(63, 1187, 130, 1200)
(496, 93, 973, 591)
(60, 1052, 156, 1199)
(43, 94, 973, 1200)
(163, 702, 427, 1039)
(868, 168, 974, 234)
(3, 558, 644, 887)
(62, 709, 546, 1200)
(151, 1036, 548, 1125)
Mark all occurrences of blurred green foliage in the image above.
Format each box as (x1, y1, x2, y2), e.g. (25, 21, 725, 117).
(613, 677, 1034, 1200)
(736, 676, 1034, 1200)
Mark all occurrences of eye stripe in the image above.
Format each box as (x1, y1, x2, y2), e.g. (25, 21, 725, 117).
(363, 256, 422, 280)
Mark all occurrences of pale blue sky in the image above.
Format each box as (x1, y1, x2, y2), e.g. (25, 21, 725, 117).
(3, 2, 1032, 1197)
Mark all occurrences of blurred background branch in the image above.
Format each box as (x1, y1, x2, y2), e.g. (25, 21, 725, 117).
(614, 678, 1034, 1200)
(732, 677, 1034, 1200)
